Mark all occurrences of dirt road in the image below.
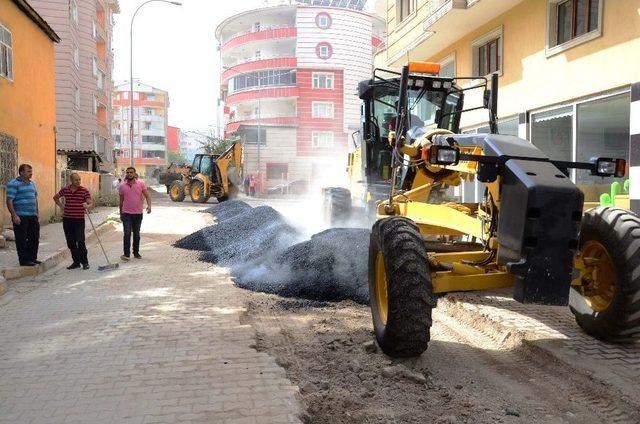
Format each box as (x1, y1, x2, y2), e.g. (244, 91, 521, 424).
(241, 293, 640, 424)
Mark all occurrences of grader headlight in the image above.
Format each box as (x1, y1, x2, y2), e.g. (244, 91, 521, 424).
(428, 145, 460, 166)
(592, 157, 627, 178)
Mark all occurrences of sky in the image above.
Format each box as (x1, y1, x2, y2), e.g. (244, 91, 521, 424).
(112, 1, 377, 134)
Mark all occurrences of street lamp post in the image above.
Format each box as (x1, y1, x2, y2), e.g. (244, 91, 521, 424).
(129, 0, 182, 167)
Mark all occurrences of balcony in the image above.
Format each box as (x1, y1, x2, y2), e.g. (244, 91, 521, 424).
(221, 26, 297, 54)
(386, 0, 525, 66)
(222, 57, 297, 81)
(226, 86, 299, 105)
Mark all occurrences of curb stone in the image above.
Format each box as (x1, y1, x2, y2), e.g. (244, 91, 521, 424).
(0, 221, 117, 283)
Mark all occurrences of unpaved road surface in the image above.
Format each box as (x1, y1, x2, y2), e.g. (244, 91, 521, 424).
(241, 293, 640, 424)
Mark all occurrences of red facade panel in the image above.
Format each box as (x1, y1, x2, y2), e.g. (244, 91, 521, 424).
(221, 27, 297, 53)
(167, 126, 180, 152)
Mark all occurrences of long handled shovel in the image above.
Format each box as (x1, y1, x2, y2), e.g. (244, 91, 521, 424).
(87, 212, 119, 271)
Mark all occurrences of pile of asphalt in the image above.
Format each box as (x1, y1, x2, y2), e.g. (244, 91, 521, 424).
(232, 228, 370, 304)
(174, 200, 370, 304)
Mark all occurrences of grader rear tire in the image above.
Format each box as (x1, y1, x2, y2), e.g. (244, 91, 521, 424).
(369, 217, 436, 357)
(569, 207, 640, 342)
(324, 188, 351, 226)
(169, 181, 185, 202)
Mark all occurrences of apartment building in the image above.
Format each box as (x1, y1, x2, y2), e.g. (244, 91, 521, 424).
(30, 0, 119, 172)
(378, 0, 640, 213)
(112, 81, 169, 178)
(216, 0, 385, 193)
(0, 0, 59, 223)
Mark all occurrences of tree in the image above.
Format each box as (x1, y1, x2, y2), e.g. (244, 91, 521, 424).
(198, 136, 240, 155)
(167, 150, 188, 166)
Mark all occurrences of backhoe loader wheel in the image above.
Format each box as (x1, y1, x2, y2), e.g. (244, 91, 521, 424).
(369, 217, 437, 357)
(569, 207, 640, 342)
(169, 181, 185, 202)
(324, 188, 351, 226)
(190, 180, 209, 203)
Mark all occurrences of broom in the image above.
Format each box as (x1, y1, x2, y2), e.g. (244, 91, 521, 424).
(86, 211, 119, 271)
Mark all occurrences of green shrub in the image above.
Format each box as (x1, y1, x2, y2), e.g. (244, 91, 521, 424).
(94, 193, 120, 207)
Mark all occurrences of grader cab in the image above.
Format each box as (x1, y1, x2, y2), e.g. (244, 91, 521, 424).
(363, 62, 639, 357)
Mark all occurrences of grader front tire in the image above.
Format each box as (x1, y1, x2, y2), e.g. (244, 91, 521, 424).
(570, 207, 640, 342)
(369, 217, 436, 357)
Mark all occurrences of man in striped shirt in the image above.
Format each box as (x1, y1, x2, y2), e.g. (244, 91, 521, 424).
(5, 164, 40, 266)
(53, 173, 93, 270)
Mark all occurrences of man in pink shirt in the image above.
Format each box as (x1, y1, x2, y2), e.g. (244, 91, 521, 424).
(118, 167, 152, 261)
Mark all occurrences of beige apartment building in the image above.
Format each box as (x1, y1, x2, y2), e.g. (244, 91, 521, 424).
(377, 0, 640, 214)
(31, 0, 120, 172)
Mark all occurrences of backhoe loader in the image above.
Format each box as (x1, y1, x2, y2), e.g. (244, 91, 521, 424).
(352, 62, 638, 357)
(168, 141, 243, 203)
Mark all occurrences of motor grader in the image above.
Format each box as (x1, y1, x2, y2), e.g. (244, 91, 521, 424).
(348, 62, 638, 358)
(168, 141, 243, 203)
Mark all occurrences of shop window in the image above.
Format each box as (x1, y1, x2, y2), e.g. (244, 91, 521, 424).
(266, 163, 288, 180)
(576, 93, 629, 187)
(531, 106, 573, 162)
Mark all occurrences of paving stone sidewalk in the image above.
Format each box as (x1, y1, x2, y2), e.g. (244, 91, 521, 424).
(0, 199, 302, 424)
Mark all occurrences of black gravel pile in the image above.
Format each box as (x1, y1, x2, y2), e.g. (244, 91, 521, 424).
(232, 228, 370, 304)
(198, 205, 301, 266)
(174, 200, 253, 251)
(173, 229, 208, 251)
(202, 200, 252, 222)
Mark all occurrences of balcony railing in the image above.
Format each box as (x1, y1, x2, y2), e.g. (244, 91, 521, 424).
(223, 54, 295, 68)
(228, 112, 296, 123)
(221, 24, 293, 45)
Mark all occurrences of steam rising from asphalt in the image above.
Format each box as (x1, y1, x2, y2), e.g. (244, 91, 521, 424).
(173, 200, 370, 304)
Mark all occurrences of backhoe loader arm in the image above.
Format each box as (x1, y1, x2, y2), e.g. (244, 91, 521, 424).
(214, 142, 244, 193)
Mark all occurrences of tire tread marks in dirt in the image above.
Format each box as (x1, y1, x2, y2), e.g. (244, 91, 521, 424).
(569, 207, 640, 342)
(370, 217, 436, 357)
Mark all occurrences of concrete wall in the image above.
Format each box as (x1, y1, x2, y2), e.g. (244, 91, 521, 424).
(0, 0, 57, 222)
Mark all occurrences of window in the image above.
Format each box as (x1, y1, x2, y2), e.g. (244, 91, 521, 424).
(144, 122, 151, 130)
(255, 50, 261, 60)
(73, 44, 80, 68)
(142, 135, 165, 144)
(75, 128, 81, 146)
(316, 42, 333, 59)
(556, 0, 599, 45)
(312, 72, 334, 89)
(92, 20, 97, 38)
(312, 102, 334, 118)
(266, 163, 288, 180)
(547, 0, 601, 54)
(142, 150, 165, 159)
(122, 149, 129, 158)
(531, 106, 573, 162)
(92, 95, 97, 115)
(74, 86, 80, 109)
(472, 27, 503, 76)
(439, 54, 456, 78)
(396, 0, 415, 23)
(0, 24, 13, 80)
(133, 150, 140, 158)
(252, 22, 261, 32)
(70, 0, 78, 25)
(576, 93, 629, 186)
(312, 131, 334, 148)
(316, 13, 332, 29)
(92, 57, 97, 76)
(229, 69, 296, 93)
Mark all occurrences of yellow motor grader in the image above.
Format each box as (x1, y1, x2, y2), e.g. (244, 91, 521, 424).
(169, 141, 243, 203)
(353, 62, 638, 357)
